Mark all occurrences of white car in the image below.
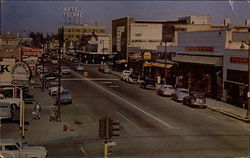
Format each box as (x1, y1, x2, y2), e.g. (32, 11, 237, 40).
(75, 64, 84, 71)
(0, 94, 20, 109)
(48, 86, 64, 96)
(0, 102, 13, 120)
(51, 59, 58, 64)
(120, 70, 132, 81)
(61, 66, 70, 75)
(157, 84, 175, 96)
(0, 139, 48, 158)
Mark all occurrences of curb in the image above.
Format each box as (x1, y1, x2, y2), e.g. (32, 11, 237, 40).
(206, 106, 250, 122)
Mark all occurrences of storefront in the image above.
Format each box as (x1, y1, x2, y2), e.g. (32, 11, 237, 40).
(173, 54, 223, 99)
(223, 53, 248, 108)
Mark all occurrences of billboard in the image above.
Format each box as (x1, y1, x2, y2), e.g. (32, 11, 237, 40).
(20, 48, 43, 58)
(0, 58, 16, 86)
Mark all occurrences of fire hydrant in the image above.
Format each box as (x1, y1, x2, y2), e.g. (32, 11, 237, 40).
(63, 125, 68, 132)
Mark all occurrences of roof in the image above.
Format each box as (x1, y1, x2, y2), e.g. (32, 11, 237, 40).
(0, 139, 18, 145)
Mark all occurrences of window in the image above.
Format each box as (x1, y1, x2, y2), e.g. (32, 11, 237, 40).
(5, 145, 19, 150)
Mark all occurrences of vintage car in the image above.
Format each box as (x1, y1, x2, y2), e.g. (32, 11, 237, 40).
(0, 139, 48, 158)
(183, 91, 207, 108)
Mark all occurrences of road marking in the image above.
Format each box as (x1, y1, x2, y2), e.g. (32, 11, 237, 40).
(62, 78, 119, 81)
(80, 145, 87, 156)
(109, 85, 119, 88)
(100, 81, 112, 84)
(116, 112, 140, 130)
(86, 115, 96, 126)
(71, 71, 173, 129)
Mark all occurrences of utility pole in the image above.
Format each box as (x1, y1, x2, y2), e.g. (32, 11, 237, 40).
(56, 47, 62, 122)
(241, 40, 250, 119)
(164, 41, 167, 84)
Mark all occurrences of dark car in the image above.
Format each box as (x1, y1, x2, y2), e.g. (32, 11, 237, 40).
(183, 91, 207, 108)
(140, 78, 156, 89)
(126, 73, 138, 84)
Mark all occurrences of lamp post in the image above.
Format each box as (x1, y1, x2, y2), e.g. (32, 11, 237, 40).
(100, 40, 104, 65)
(164, 41, 167, 84)
(241, 40, 250, 119)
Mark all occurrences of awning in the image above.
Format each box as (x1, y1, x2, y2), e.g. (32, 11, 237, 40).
(224, 80, 245, 86)
(151, 62, 173, 68)
(173, 54, 222, 67)
(115, 59, 127, 64)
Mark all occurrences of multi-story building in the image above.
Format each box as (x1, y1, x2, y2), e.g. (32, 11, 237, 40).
(58, 24, 105, 47)
(78, 33, 113, 64)
(0, 34, 20, 60)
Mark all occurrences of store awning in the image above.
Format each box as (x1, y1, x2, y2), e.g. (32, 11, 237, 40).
(224, 80, 245, 86)
(151, 62, 173, 68)
(173, 54, 222, 67)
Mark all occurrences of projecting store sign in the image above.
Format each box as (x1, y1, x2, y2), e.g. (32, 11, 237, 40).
(11, 62, 31, 86)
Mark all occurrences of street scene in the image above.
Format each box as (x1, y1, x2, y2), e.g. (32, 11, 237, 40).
(1, 1, 250, 158)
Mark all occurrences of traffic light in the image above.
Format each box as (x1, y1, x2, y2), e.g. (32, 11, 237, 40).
(109, 119, 120, 137)
(99, 118, 107, 139)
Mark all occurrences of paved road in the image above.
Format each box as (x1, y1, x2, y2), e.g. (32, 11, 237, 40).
(2, 61, 249, 158)
(47, 62, 249, 157)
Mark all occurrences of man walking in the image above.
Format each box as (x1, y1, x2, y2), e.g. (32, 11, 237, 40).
(33, 102, 41, 119)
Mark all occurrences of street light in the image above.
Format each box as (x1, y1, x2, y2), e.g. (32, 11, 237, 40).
(241, 40, 250, 119)
(100, 40, 105, 65)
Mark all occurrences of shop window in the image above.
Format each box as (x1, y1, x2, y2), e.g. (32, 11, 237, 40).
(227, 69, 247, 83)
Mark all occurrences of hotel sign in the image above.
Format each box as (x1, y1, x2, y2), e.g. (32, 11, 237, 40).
(185, 46, 214, 52)
(230, 57, 248, 63)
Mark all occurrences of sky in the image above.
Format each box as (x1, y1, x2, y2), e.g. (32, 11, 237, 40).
(1, 0, 250, 36)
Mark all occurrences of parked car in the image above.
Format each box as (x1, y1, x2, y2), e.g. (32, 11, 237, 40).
(61, 66, 70, 75)
(75, 64, 84, 71)
(0, 94, 20, 110)
(0, 139, 48, 158)
(36, 65, 48, 74)
(171, 88, 189, 102)
(0, 102, 13, 120)
(98, 65, 111, 73)
(45, 77, 58, 88)
(126, 73, 138, 84)
(140, 78, 156, 89)
(157, 84, 175, 96)
(51, 59, 58, 64)
(120, 70, 132, 81)
(59, 90, 72, 104)
(39, 72, 54, 79)
(46, 81, 58, 89)
(49, 86, 64, 96)
(183, 91, 207, 108)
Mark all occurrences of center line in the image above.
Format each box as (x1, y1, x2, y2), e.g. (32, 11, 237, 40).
(116, 112, 140, 130)
(72, 71, 173, 129)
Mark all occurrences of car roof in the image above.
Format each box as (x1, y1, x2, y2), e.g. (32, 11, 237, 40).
(0, 139, 18, 145)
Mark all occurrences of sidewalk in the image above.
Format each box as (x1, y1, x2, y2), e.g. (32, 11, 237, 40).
(110, 70, 250, 122)
(25, 76, 78, 145)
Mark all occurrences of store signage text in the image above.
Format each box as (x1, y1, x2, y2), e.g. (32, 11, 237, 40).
(0, 65, 11, 73)
(21, 48, 43, 57)
(230, 57, 248, 63)
(185, 46, 214, 52)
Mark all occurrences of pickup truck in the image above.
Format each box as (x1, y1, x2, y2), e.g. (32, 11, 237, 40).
(0, 139, 48, 158)
(0, 94, 20, 110)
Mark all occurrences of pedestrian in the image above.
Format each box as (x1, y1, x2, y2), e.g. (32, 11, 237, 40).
(49, 105, 57, 122)
(33, 102, 41, 119)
